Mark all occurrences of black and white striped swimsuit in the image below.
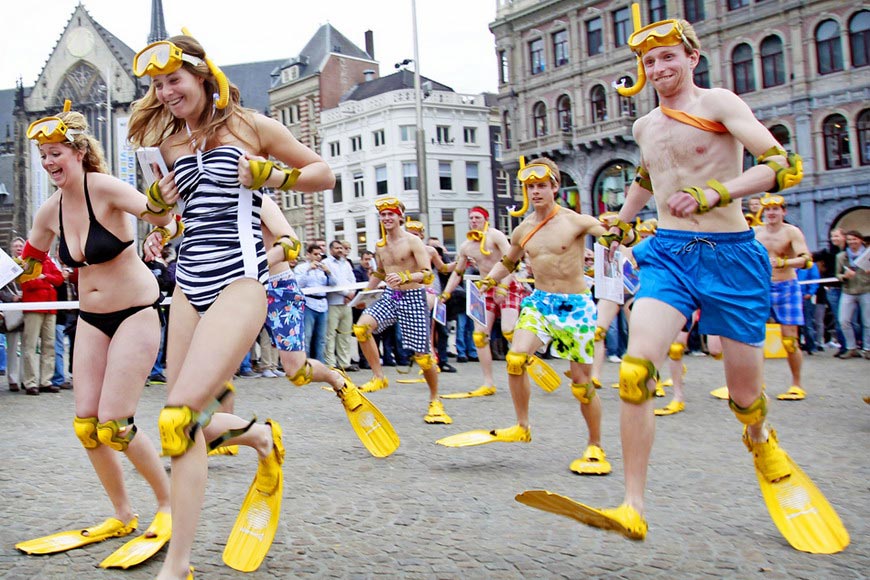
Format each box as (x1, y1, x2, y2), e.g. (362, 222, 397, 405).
(173, 145, 267, 312)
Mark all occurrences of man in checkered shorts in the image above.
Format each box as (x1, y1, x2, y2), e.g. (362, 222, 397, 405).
(352, 197, 452, 424)
(439, 206, 524, 398)
(753, 194, 814, 401)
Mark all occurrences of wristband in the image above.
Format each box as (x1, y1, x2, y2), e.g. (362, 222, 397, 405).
(277, 167, 301, 191)
(248, 159, 274, 190)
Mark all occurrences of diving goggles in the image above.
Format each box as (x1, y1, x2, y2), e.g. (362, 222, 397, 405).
(627, 19, 691, 56)
(517, 164, 556, 183)
(375, 196, 405, 215)
(760, 194, 785, 208)
(26, 116, 81, 144)
(133, 40, 205, 77)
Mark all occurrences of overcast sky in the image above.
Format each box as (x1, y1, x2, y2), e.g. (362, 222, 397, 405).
(1, 0, 500, 94)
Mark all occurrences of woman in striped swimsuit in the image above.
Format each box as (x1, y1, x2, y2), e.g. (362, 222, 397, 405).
(129, 33, 333, 580)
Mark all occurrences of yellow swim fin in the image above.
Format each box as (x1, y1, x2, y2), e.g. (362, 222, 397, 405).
(16, 516, 138, 555)
(515, 490, 647, 540)
(436, 424, 531, 448)
(568, 445, 611, 475)
(208, 444, 239, 456)
(528, 356, 561, 392)
(752, 446, 849, 553)
(99, 511, 170, 569)
(223, 419, 284, 572)
(335, 372, 400, 458)
(440, 385, 497, 399)
(710, 386, 729, 400)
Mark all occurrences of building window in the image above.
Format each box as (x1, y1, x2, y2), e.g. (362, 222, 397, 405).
(767, 125, 791, 156)
(760, 36, 786, 88)
(694, 55, 711, 88)
(613, 7, 631, 47)
(355, 218, 367, 248)
(351, 135, 362, 152)
(823, 114, 851, 169)
(849, 10, 870, 68)
(403, 161, 418, 191)
(333, 220, 345, 243)
(619, 93, 636, 117)
(649, 0, 666, 23)
(373, 129, 386, 147)
(375, 165, 388, 195)
(592, 161, 633, 214)
(353, 172, 365, 197)
(529, 38, 545, 74)
(732, 43, 755, 94)
(436, 125, 452, 144)
(503, 112, 512, 149)
(858, 109, 870, 165)
(557, 95, 572, 131)
(728, 0, 749, 10)
(533, 101, 548, 137)
(498, 49, 510, 84)
(816, 20, 844, 75)
(553, 30, 569, 67)
(332, 178, 343, 204)
(591, 85, 607, 123)
(496, 169, 508, 197)
(493, 133, 502, 159)
(439, 161, 453, 190)
(400, 124, 415, 142)
(466, 162, 479, 192)
(587, 17, 603, 56)
(684, 0, 704, 23)
(463, 127, 477, 144)
(329, 141, 341, 157)
(442, 209, 456, 252)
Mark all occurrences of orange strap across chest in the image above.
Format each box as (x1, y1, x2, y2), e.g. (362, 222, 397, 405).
(520, 205, 560, 249)
(661, 106, 728, 133)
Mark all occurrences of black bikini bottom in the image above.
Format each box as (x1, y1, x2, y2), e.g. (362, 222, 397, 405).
(79, 297, 162, 338)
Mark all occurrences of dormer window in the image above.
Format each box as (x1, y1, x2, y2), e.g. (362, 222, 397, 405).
(281, 66, 300, 83)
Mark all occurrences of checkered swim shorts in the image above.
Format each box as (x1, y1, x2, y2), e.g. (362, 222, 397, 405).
(364, 287, 431, 353)
(485, 279, 526, 314)
(769, 278, 804, 326)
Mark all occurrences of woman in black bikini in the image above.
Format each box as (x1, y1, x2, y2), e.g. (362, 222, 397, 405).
(17, 105, 172, 553)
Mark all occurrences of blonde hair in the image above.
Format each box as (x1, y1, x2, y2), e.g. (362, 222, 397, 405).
(679, 19, 701, 53)
(127, 35, 255, 149)
(52, 111, 109, 174)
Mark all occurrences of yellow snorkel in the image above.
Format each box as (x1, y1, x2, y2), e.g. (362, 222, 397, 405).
(181, 27, 229, 110)
(509, 156, 530, 217)
(616, 4, 645, 97)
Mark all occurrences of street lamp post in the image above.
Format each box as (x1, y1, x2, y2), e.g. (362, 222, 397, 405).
(411, 0, 428, 232)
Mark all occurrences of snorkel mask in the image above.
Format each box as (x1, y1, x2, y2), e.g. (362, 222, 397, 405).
(509, 156, 558, 217)
(133, 27, 229, 109)
(375, 197, 406, 247)
(26, 100, 81, 144)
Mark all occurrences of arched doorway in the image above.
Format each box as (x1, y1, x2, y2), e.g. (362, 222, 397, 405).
(591, 160, 635, 215)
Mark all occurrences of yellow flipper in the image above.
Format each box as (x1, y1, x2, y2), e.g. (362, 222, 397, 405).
(569, 445, 611, 475)
(436, 424, 530, 448)
(208, 444, 239, 456)
(223, 419, 284, 572)
(776, 386, 806, 401)
(528, 356, 561, 392)
(753, 451, 849, 553)
(440, 385, 497, 399)
(396, 377, 426, 384)
(99, 511, 170, 569)
(710, 386, 729, 399)
(16, 516, 138, 555)
(336, 374, 400, 458)
(515, 490, 647, 540)
(654, 400, 686, 416)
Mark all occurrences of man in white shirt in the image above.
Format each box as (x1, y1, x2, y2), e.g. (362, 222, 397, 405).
(323, 239, 358, 370)
(294, 243, 335, 362)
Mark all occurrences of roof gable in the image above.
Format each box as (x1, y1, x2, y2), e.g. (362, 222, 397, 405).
(275, 23, 374, 85)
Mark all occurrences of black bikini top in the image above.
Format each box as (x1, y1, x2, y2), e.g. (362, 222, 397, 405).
(58, 173, 134, 268)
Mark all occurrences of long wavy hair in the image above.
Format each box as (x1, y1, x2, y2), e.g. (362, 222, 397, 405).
(51, 111, 109, 174)
(127, 35, 255, 150)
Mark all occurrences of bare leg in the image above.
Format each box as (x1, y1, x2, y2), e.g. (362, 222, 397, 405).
(781, 325, 802, 388)
(592, 299, 619, 382)
(620, 298, 686, 514)
(356, 314, 383, 380)
(507, 329, 543, 427)
(569, 361, 601, 447)
(721, 338, 766, 441)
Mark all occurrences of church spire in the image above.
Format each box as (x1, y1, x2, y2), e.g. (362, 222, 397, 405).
(148, 0, 168, 43)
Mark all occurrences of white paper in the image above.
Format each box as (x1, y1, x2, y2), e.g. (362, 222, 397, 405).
(466, 279, 487, 326)
(593, 244, 624, 304)
(0, 248, 23, 288)
(347, 289, 382, 308)
(136, 147, 169, 186)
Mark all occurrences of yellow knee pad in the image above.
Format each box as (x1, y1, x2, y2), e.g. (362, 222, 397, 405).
(158, 406, 202, 457)
(505, 350, 531, 375)
(97, 417, 138, 452)
(73, 416, 100, 449)
(473, 331, 489, 348)
(571, 381, 597, 404)
(287, 361, 313, 386)
(729, 393, 768, 426)
(413, 353, 437, 371)
(781, 336, 798, 353)
(502, 329, 514, 343)
(618, 355, 658, 404)
(594, 326, 607, 343)
(353, 323, 373, 343)
(668, 343, 685, 360)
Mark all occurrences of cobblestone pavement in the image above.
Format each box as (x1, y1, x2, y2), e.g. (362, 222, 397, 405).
(1, 351, 867, 579)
